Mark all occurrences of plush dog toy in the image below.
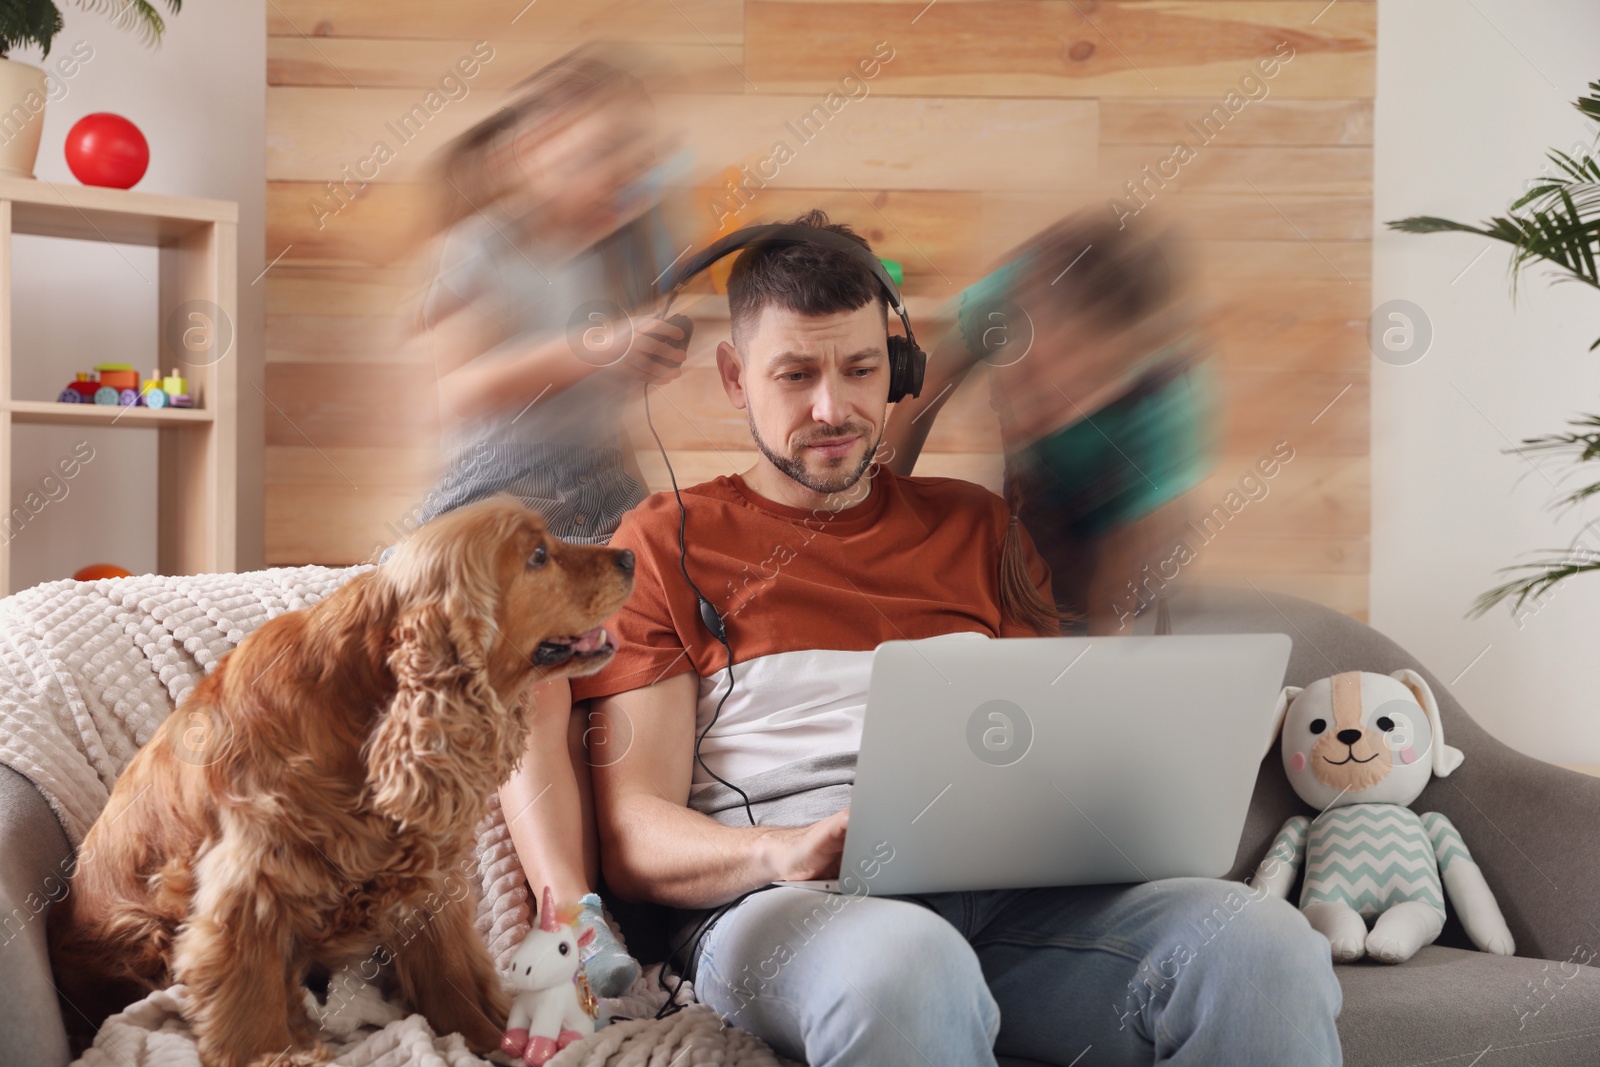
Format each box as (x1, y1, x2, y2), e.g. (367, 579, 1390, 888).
(500, 887, 602, 1066)
(1248, 669, 1515, 963)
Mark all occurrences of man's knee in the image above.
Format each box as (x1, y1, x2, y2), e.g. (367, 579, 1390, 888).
(1242, 894, 1341, 1007)
(704, 892, 998, 1049)
(811, 900, 1000, 1047)
(1163, 879, 1339, 1004)
(1118, 880, 1340, 1062)
(845, 901, 989, 995)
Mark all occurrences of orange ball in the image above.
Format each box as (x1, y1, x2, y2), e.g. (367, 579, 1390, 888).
(73, 563, 133, 581)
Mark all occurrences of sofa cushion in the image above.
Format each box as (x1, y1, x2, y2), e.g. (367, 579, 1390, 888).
(994, 945, 1600, 1067)
(1339, 945, 1600, 1065)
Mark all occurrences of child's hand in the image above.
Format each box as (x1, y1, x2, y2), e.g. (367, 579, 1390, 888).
(611, 316, 690, 385)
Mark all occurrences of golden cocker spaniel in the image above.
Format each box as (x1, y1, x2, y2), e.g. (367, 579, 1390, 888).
(48, 495, 634, 1067)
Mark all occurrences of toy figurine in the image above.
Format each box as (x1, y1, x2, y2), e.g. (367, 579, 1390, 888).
(500, 886, 600, 1066)
(94, 363, 139, 392)
(58, 373, 99, 403)
(1249, 670, 1514, 963)
(57, 366, 194, 409)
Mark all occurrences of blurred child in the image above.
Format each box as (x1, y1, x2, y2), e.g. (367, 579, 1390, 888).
(385, 48, 690, 996)
(885, 211, 1218, 634)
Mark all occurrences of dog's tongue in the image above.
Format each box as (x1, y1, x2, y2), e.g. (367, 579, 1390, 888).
(572, 626, 609, 653)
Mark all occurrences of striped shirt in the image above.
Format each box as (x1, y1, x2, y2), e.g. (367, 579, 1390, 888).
(1262, 804, 1473, 921)
(381, 206, 676, 549)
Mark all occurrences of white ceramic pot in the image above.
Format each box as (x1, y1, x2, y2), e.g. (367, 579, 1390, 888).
(0, 56, 48, 179)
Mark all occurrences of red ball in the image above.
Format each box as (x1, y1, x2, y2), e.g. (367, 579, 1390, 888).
(64, 113, 150, 189)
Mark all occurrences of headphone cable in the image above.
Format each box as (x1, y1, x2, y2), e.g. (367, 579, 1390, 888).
(645, 886, 769, 1020)
(639, 380, 764, 1020)
(642, 381, 757, 829)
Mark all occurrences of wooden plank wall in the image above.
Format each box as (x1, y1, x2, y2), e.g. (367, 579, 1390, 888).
(265, 0, 1374, 618)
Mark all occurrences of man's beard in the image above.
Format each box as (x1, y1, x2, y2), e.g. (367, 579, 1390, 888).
(748, 414, 880, 497)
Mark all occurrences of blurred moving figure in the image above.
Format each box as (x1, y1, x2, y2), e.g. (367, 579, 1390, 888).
(886, 212, 1219, 635)
(383, 46, 691, 997)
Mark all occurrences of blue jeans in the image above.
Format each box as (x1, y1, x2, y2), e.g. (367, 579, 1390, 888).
(689, 878, 1342, 1066)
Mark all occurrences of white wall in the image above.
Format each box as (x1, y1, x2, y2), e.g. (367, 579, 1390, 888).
(6, 0, 264, 591)
(1373, 0, 1600, 763)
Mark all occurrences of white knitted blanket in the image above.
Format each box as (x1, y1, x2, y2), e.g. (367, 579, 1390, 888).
(0, 566, 795, 1067)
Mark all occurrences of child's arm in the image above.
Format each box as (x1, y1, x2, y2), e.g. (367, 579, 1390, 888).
(1087, 497, 1195, 635)
(881, 326, 981, 476)
(420, 302, 688, 422)
(420, 302, 593, 420)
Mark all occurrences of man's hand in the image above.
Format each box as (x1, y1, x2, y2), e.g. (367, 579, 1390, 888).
(762, 808, 850, 882)
(594, 675, 851, 908)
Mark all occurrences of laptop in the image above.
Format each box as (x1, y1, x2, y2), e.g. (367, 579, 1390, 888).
(776, 632, 1292, 896)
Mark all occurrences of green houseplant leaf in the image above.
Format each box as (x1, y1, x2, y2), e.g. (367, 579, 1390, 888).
(73, 0, 181, 49)
(0, 0, 66, 57)
(0, 0, 181, 58)
(1390, 79, 1600, 615)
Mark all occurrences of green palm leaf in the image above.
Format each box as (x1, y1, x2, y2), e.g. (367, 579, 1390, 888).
(0, 0, 181, 55)
(1471, 550, 1600, 617)
(1392, 78, 1600, 616)
(0, 0, 65, 56)
(74, 0, 181, 48)
(1515, 415, 1600, 509)
(1388, 194, 1600, 294)
(1388, 81, 1600, 361)
(1577, 79, 1600, 125)
(1390, 80, 1600, 350)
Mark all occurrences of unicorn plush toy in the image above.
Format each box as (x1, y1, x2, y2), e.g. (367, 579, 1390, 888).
(1248, 669, 1515, 964)
(500, 887, 602, 1066)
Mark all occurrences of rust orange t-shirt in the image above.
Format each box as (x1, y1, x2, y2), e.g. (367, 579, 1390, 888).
(569, 467, 1054, 825)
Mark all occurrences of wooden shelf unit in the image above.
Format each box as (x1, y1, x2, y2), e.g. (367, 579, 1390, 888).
(0, 176, 237, 592)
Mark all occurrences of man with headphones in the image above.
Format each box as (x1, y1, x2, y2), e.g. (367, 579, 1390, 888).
(569, 211, 1341, 1067)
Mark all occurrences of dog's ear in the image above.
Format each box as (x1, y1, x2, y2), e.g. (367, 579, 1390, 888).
(1264, 685, 1303, 759)
(1391, 668, 1464, 778)
(365, 598, 511, 834)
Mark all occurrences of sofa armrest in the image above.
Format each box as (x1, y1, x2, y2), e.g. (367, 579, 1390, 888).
(0, 762, 73, 1067)
(1138, 584, 1600, 962)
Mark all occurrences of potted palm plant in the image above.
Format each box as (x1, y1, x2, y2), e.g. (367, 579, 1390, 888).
(1389, 79, 1600, 618)
(0, 0, 181, 178)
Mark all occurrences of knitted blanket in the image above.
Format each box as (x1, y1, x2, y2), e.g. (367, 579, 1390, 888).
(73, 969, 793, 1067)
(0, 566, 794, 1067)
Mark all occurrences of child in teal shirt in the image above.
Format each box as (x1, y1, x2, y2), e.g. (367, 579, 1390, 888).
(885, 212, 1217, 633)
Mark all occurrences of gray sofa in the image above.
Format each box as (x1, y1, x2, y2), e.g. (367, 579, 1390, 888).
(6, 586, 1600, 1066)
